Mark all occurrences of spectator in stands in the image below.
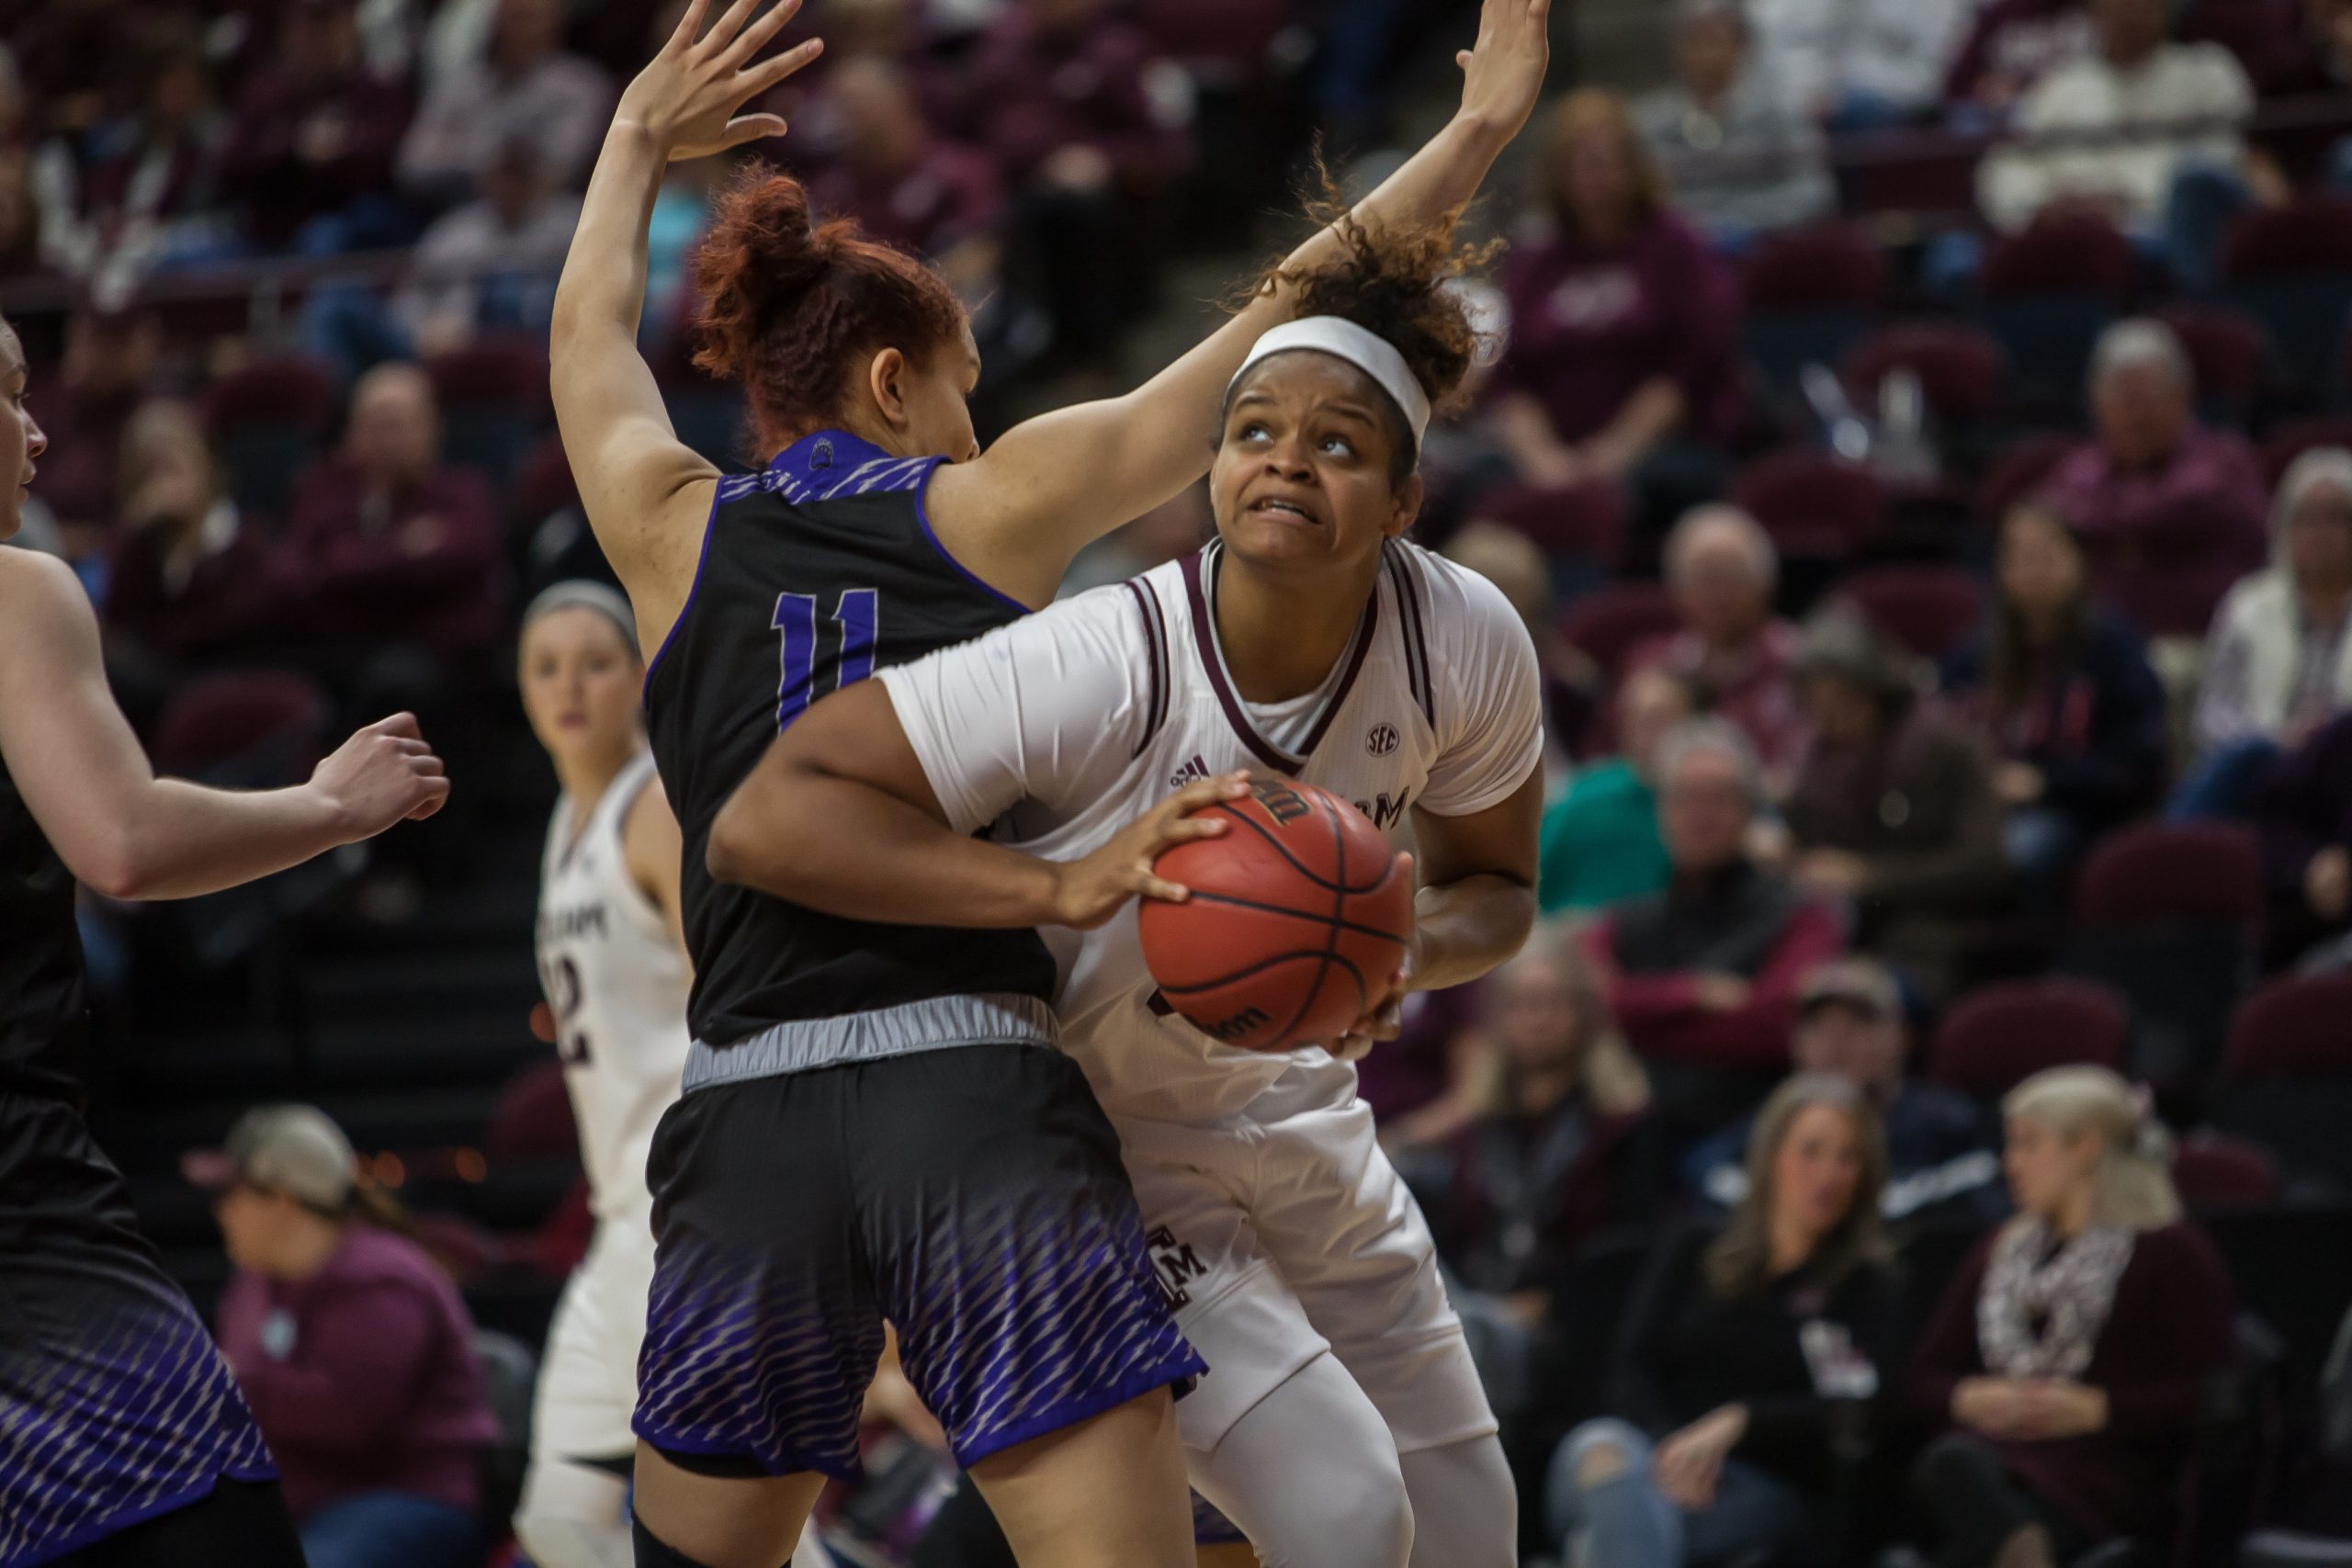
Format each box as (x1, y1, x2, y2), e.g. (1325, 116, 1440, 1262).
(1584, 718, 1844, 1127)
(0, 149, 42, 280)
(1906, 1066, 2235, 1567)
(806, 58, 1002, 292)
(1683, 957, 2007, 1229)
(1441, 926, 1660, 1305)
(1977, 0, 2256, 289)
(104, 400, 281, 719)
(1540, 665, 1693, 914)
(1634, 0, 1835, 245)
(1804, 0, 1986, 130)
(1546, 1074, 1902, 1568)
(1942, 502, 2168, 892)
(2040, 319, 2268, 640)
(963, 0, 1189, 370)
(1782, 611, 2008, 997)
(1491, 91, 1744, 541)
(397, 0, 615, 209)
(2255, 710, 2352, 964)
(1943, 0, 2098, 119)
(1633, 505, 1808, 789)
(29, 24, 231, 291)
(29, 305, 161, 575)
(278, 362, 501, 670)
(191, 1104, 498, 1568)
(2185, 449, 2352, 817)
(222, 0, 413, 254)
(1447, 520, 1602, 782)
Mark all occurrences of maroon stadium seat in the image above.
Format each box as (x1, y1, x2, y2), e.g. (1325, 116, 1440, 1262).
(1731, 451, 1884, 558)
(2212, 974, 2352, 1193)
(1928, 977, 2129, 1100)
(1977, 433, 2078, 527)
(1981, 211, 2136, 299)
(2224, 973, 2352, 1079)
(201, 353, 338, 434)
(1558, 582, 1679, 682)
(508, 432, 581, 530)
(1742, 223, 1887, 310)
(1833, 565, 1985, 660)
(152, 671, 329, 781)
(1843, 323, 2007, 424)
(2075, 822, 2263, 930)
(2261, 415, 2352, 488)
(1470, 478, 1628, 564)
(2220, 199, 2352, 400)
(2153, 303, 2267, 415)
(484, 1058, 579, 1163)
(2171, 1131, 2280, 1210)
(2222, 198, 2352, 280)
(424, 337, 549, 412)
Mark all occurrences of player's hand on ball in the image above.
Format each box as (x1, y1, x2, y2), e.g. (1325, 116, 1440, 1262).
(1046, 773, 1250, 931)
(312, 713, 451, 839)
(1333, 854, 1418, 1061)
(620, 0, 824, 161)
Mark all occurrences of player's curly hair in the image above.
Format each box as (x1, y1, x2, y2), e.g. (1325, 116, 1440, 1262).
(1230, 171, 1502, 484)
(691, 166, 966, 457)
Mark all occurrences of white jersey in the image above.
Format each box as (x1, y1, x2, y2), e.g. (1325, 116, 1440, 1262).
(880, 539, 1543, 1125)
(536, 750, 693, 1224)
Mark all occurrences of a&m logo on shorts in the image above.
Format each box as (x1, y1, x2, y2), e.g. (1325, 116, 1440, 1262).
(1366, 723, 1400, 756)
(1146, 1225, 1212, 1308)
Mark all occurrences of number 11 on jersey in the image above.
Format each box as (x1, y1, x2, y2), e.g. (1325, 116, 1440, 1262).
(773, 588, 877, 732)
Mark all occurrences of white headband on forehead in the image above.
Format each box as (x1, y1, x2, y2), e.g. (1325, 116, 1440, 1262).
(1230, 316, 1432, 451)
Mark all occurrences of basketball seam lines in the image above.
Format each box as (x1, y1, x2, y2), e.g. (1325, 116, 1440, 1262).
(1158, 949, 1371, 997)
(1171, 889, 1411, 944)
(1210, 802, 1392, 895)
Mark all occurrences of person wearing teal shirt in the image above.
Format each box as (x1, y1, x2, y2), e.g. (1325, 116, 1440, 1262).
(1539, 665, 1693, 911)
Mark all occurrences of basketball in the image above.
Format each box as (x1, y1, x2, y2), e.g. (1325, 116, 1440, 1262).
(1137, 778, 1415, 1053)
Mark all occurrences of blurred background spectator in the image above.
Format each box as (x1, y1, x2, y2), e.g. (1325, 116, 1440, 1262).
(396, 0, 614, 211)
(1634, 506, 1807, 787)
(222, 0, 413, 254)
(1539, 664, 1692, 913)
(1634, 0, 1835, 247)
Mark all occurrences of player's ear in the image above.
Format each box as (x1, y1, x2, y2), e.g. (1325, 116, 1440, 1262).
(1384, 472, 1423, 540)
(867, 347, 910, 430)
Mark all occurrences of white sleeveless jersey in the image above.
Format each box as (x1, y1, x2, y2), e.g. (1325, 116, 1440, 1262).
(879, 539, 1542, 1124)
(536, 750, 693, 1222)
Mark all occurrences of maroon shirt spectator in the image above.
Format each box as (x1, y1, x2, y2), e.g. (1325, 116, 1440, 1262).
(105, 400, 279, 665)
(1944, 0, 2097, 109)
(2040, 319, 2268, 637)
(1630, 505, 1808, 788)
(805, 59, 1003, 262)
(278, 363, 500, 657)
(28, 309, 162, 538)
(1587, 720, 1845, 1080)
(961, 0, 1189, 194)
(397, 0, 615, 205)
(1493, 91, 1744, 502)
(221, 0, 411, 249)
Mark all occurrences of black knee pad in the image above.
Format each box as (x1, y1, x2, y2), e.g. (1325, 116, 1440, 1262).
(632, 1513, 722, 1568)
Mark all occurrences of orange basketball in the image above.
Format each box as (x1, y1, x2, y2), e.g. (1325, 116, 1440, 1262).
(1137, 778, 1413, 1053)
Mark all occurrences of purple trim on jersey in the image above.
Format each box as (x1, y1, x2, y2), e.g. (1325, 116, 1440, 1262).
(639, 479, 727, 700)
(1179, 547, 1380, 774)
(1384, 545, 1436, 728)
(1122, 579, 1169, 759)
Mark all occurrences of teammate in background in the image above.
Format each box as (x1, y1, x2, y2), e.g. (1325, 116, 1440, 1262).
(513, 581, 829, 1568)
(549, 0, 1548, 1562)
(0, 314, 450, 1568)
(711, 220, 1543, 1568)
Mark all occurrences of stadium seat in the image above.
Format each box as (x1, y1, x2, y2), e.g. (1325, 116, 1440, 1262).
(151, 670, 329, 784)
(2210, 974, 2352, 1198)
(2204, 1204, 2352, 1409)
(484, 1057, 578, 1163)
(2261, 415, 2352, 489)
(1468, 478, 1628, 567)
(201, 354, 339, 522)
(2170, 1131, 2279, 1210)
(2220, 199, 2352, 408)
(1979, 213, 2134, 413)
(2063, 823, 2259, 1087)
(1832, 564, 1984, 660)
(1927, 976, 2129, 1100)
(507, 433, 579, 534)
(1843, 322, 2007, 428)
(1740, 223, 1886, 391)
(425, 338, 550, 491)
(1557, 582, 1679, 682)
(1731, 451, 1884, 559)
(1976, 432, 2078, 527)
(2152, 303, 2267, 426)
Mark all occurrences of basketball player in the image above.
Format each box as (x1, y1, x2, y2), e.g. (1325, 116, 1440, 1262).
(0, 315, 451, 1568)
(549, 0, 1548, 1562)
(707, 222, 1542, 1568)
(514, 581, 829, 1568)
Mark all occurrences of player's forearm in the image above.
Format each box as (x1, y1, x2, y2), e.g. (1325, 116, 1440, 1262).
(708, 770, 1063, 929)
(1409, 873, 1535, 992)
(96, 779, 356, 901)
(551, 120, 662, 348)
(1285, 111, 1510, 281)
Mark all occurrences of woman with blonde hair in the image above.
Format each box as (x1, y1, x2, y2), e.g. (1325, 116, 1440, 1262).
(1487, 87, 1744, 538)
(1546, 1073, 1902, 1568)
(1906, 1066, 2236, 1568)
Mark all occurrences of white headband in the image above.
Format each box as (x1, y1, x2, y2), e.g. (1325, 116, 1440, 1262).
(1230, 316, 1432, 453)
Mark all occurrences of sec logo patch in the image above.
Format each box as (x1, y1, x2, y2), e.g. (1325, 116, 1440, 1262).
(1366, 723, 1400, 756)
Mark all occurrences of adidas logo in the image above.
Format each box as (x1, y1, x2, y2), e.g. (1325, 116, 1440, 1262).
(1169, 753, 1212, 789)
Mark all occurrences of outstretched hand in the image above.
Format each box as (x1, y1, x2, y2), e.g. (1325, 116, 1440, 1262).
(618, 0, 825, 162)
(1454, 0, 1552, 142)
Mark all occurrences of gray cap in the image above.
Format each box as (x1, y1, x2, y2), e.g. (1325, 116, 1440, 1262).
(183, 1104, 358, 1210)
(1797, 957, 1902, 1021)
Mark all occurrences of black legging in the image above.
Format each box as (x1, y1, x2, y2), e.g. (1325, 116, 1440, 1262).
(1912, 1433, 2098, 1568)
(57, 1478, 305, 1568)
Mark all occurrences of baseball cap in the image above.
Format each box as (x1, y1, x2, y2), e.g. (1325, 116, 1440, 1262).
(182, 1104, 358, 1210)
(1796, 957, 1900, 1021)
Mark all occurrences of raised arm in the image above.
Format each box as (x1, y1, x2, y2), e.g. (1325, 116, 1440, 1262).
(927, 0, 1554, 605)
(548, 0, 822, 649)
(0, 551, 447, 901)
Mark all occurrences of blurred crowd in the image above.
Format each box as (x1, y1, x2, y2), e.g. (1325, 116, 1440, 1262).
(7, 0, 2352, 1562)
